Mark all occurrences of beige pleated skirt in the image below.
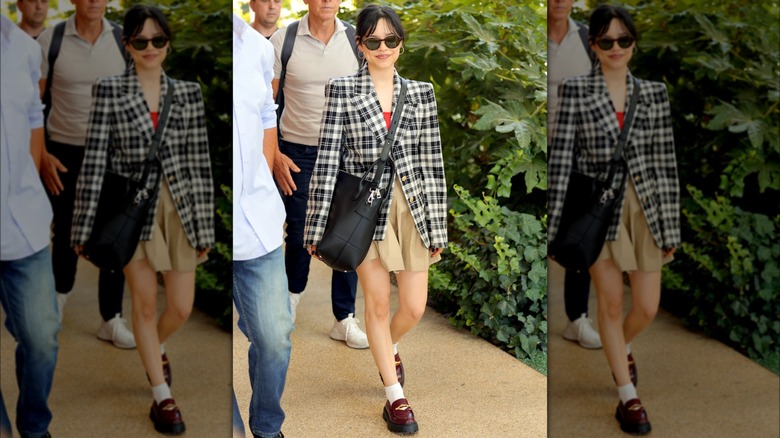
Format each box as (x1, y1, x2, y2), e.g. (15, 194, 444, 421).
(597, 180, 672, 272)
(363, 177, 441, 272)
(131, 180, 207, 272)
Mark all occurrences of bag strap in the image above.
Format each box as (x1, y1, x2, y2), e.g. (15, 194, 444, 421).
(605, 77, 640, 186)
(138, 77, 175, 188)
(369, 78, 409, 189)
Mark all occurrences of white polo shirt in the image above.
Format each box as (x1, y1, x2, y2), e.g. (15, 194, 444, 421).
(270, 14, 359, 146)
(37, 16, 126, 146)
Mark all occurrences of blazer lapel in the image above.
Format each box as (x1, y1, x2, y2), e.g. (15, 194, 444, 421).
(583, 69, 621, 145)
(624, 71, 648, 144)
(350, 68, 387, 144)
(117, 70, 155, 145)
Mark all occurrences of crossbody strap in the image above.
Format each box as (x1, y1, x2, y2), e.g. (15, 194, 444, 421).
(370, 78, 409, 188)
(605, 77, 640, 186)
(138, 77, 175, 189)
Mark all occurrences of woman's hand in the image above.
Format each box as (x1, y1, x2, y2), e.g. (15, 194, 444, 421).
(307, 245, 322, 260)
(198, 248, 210, 258)
(662, 247, 676, 258)
(430, 247, 444, 258)
(73, 245, 85, 258)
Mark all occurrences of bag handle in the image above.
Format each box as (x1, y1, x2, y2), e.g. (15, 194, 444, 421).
(138, 77, 175, 188)
(605, 77, 640, 186)
(369, 78, 408, 189)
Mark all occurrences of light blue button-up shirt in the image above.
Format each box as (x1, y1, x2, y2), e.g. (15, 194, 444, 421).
(1, 15, 53, 261)
(232, 14, 285, 261)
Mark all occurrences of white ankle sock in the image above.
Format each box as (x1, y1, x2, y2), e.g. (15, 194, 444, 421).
(160, 343, 166, 355)
(392, 343, 398, 355)
(626, 343, 632, 355)
(152, 383, 172, 404)
(617, 383, 637, 404)
(384, 383, 404, 403)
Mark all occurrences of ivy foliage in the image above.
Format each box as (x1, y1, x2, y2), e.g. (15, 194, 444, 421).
(589, 0, 780, 373)
(359, 0, 549, 371)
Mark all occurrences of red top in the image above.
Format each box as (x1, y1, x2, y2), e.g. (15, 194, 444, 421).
(383, 112, 391, 130)
(616, 112, 625, 130)
(150, 112, 159, 130)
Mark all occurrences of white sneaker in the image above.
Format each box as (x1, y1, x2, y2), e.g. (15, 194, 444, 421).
(56, 292, 68, 323)
(330, 313, 369, 349)
(289, 291, 304, 323)
(562, 313, 602, 349)
(97, 313, 136, 349)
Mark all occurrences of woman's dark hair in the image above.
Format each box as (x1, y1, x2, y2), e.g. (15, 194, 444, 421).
(122, 4, 172, 43)
(588, 4, 638, 44)
(355, 4, 405, 44)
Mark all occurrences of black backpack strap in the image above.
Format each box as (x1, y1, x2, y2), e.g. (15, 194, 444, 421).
(275, 20, 300, 128)
(43, 21, 67, 126)
(341, 20, 359, 61)
(575, 20, 596, 69)
(109, 21, 131, 67)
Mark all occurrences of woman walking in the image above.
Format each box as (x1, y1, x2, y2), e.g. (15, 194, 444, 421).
(304, 4, 447, 434)
(71, 5, 213, 435)
(548, 4, 679, 435)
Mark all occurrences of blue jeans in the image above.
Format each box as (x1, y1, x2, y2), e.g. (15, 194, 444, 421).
(279, 140, 358, 320)
(232, 390, 245, 437)
(233, 247, 292, 438)
(0, 248, 60, 438)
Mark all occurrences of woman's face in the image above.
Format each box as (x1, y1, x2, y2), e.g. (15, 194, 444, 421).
(127, 18, 169, 72)
(592, 18, 635, 72)
(358, 18, 402, 72)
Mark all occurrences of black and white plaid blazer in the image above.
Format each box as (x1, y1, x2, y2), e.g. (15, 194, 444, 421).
(72, 69, 215, 250)
(304, 67, 448, 249)
(548, 68, 680, 249)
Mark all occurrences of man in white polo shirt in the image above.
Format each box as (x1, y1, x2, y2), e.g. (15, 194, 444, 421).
(270, 0, 369, 350)
(36, 0, 134, 348)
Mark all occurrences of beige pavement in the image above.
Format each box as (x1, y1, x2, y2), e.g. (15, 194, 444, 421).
(1, 258, 232, 437)
(233, 258, 547, 437)
(547, 261, 780, 437)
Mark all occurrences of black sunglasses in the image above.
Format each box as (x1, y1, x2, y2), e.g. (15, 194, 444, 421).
(362, 36, 402, 51)
(129, 36, 169, 51)
(595, 36, 635, 50)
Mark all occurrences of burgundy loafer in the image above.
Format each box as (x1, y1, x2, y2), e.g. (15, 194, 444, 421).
(627, 353, 637, 387)
(380, 353, 406, 387)
(146, 353, 172, 387)
(382, 398, 418, 435)
(150, 398, 185, 435)
(612, 353, 638, 387)
(162, 353, 172, 387)
(615, 398, 651, 435)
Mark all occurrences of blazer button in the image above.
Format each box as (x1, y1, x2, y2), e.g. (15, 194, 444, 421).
(176, 196, 182, 204)
(409, 196, 414, 203)
(401, 175, 407, 182)
(634, 175, 641, 182)
(168, 175, 175, 182)
(642, 196, 648, 204)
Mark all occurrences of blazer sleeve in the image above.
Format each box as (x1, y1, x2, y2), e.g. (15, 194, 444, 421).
(652, 85, 680, 248)
(304, 78, 346, 246)
(71, 79, 113, 246)
(419, 83, 448, 248)
(547, 79, 579, 242)
(186, 84, 215, 249)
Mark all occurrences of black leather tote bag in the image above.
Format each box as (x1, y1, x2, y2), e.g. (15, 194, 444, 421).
(318, 79, 408, 272)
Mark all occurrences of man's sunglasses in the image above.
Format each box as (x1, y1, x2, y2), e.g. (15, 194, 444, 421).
(595, 36, 635, 50)
(129, 36, 169, 50)
(362, 36, 402, 51)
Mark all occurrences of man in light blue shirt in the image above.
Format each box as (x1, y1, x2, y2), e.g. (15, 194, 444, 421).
(232, 13, 292, 438)
(0, 14, 60, 438)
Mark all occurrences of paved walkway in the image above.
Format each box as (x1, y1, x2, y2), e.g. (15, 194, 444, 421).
(547, 261, 780, 437)
(1, 258, 232, 437)
(233, 259, 547, 437)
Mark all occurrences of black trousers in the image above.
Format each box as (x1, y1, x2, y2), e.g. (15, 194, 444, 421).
(564, 268, 591, 322)
(47, 141, 125, 321)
